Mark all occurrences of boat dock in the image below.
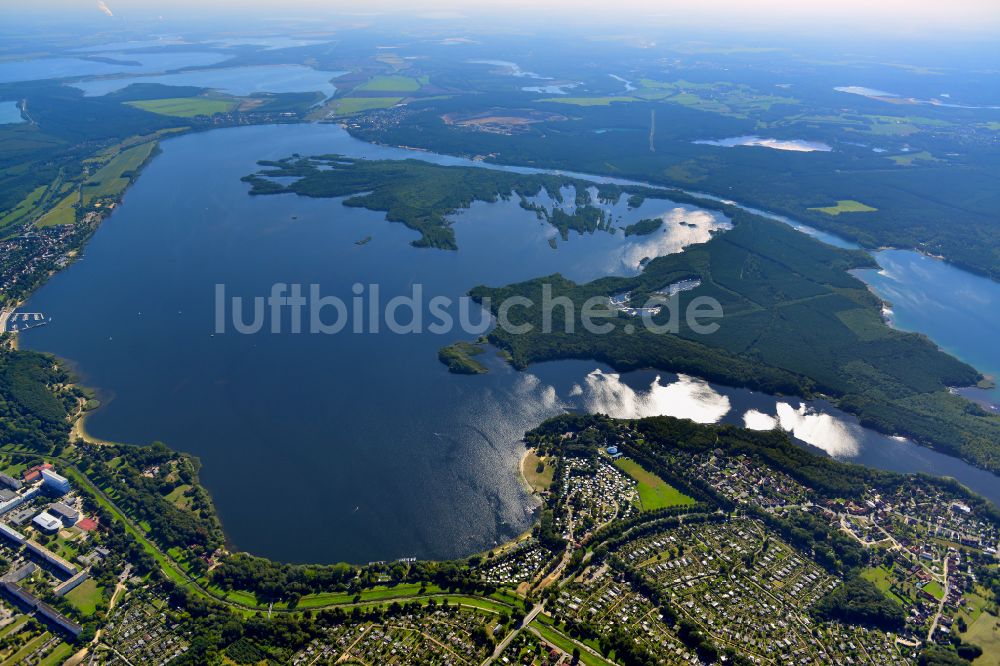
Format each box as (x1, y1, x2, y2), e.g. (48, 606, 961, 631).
(2, 312, 49, 333)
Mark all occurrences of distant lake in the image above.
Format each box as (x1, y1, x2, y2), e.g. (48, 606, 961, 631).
(207, 37, 330, 50)
(523, 83, 578, 94)
(74, 38, 192, 52)
(467, 59, 549, 79)
(0, 101, 23, 124)
(835, 86, 899, 99)
(20, 124, 1000, 565)
(0, 52, 230, 84)
(834, 85, 999, 110)
(694, 136, 832, 152)
(71, 64, 346, 98)
(73, 36, 329, 52)
(609, 74, 636, 92)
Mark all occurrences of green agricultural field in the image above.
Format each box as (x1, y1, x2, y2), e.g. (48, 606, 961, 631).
(522, 450, 554, 492)
(808, 199, 878, 216)
(355, 75, 422, 92)
(38, 642, 73, 666)
(81, 141, 158, 206)
(65, 578, 104, 616)
(0, 615, 28, 639)
(331, 97, 404, 115)
(35, 191, 77, 227)
(963, 611, 1000, 666)
(615, 458, 695, 510)
(489, 590, 525, 608)
(166, 483, 193, 510)
(5, 632, 51, 665)
(126, 97, 236, 118)
(922, 580, 944, 600)
(860, 566, 907, 606)
(887, 151, 939, 166)
(0, 185, 45, 230)
(207, 584, 259, 607)
(540, 79, 794, 116)
(292, 582, 444, 609)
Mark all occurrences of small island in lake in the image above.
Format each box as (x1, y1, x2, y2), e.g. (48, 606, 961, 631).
(623, 216, 664, 236)
(438, 339, 489, 374)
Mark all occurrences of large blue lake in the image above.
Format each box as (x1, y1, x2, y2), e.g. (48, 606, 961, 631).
(0, 52, 231, 84)
(70, 64, 345, 98)
(20, 123, 1000, 564)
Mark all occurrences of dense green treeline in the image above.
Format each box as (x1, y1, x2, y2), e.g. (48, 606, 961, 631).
(814, 576, 906, 631)
(0, 347, 76, 453)
(210, 552, 496, 604)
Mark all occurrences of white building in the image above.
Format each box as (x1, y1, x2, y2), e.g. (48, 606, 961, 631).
(40, 469, 70, 495)
(33, 512, 62, 533)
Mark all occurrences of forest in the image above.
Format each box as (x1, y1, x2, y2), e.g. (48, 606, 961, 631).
(0, 348, 76, 453)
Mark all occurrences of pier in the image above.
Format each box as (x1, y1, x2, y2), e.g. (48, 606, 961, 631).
(2, 311, 49, 333)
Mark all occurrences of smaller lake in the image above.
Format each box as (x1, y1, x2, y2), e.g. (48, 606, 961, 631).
(835, 86, 899, 99)
(71, 64, 346, 98)
(854, 250, 1000, 409)
(0, 101, 23, 124)
(523, 83, 578, 94)
(0, 52, 230, 84)
(468, 60, 549, 79)
(833, 85, 999, 110)
(609, 74, 636, 92)
(694, 136, 832, 152)
(207, 37, 331, 50)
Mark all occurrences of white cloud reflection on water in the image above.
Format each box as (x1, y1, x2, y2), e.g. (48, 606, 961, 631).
(573, 370, 731, 422)
(559, 368, 862, 458)
(616, 208, 731, 271)
(694, 136, 832, 152)
(742, 409, 778, 430)
(742, 403, 861, 457)
(773, 402, 861, 457)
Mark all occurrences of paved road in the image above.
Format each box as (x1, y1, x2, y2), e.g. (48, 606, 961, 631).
(483, 603, 543, 665)
(927, 556, 950, 641)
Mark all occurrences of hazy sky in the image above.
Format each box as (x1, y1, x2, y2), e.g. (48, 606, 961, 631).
(12, 0, 1000, 38)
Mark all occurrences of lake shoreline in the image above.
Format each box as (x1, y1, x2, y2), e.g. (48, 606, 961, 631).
(14, 121, 1000, 566)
